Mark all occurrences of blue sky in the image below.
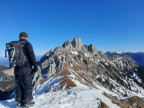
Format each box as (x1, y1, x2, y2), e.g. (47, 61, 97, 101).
(0, 0, 144, 56)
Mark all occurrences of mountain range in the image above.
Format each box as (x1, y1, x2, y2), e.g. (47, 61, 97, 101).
(0, 37, 144, 108)
(0, 56, 42, 66)
(106, 52, 144, 66)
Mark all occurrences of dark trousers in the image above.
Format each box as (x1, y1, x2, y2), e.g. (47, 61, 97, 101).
(14, 66, 33, 104)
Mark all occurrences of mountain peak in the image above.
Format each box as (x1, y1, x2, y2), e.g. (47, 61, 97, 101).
(62, 40, 73, 50)
(62, 40, 71, 47)
(87, 44, 99, 55)
(71, 37, 83, 51)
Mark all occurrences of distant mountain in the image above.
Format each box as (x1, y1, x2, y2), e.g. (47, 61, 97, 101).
(0, 56, 42, 66)
(0, 57, 9, 66)
(106, 51, 144, 66)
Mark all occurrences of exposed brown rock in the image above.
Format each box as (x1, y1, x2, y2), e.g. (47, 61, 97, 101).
(72, 65, 82, 71)
(61, 62, 68, 68)
(60, 77, 77, 89)
(58, 69, 71, 76)
(2, 69, 14, 76)
(102, 92, 144, 108)
(120, 96, 144, 108)
(98, 102, 109, 108)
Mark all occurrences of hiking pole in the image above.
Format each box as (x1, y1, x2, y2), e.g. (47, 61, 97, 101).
(5, 0, 24, 31)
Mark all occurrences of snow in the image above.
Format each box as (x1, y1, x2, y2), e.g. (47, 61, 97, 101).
(35, 76, 62, 95)
(116, 51, 122, 54)
(34, 88, 120, 108)
(106, 76, 144, 98)
(1, 73, 144, 108)
(0, 88, 120, 108)
(0, 77, 3, 81)
(133, 72, 142, 83)
(0, 99, 16, 108)
(84, 53, 94, 61)
(70, 51, 79, 55)
(94, 83, 117, 97)
(0, 76, 120, 108)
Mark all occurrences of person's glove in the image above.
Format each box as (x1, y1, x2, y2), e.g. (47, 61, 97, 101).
(33, 64, 38, 72)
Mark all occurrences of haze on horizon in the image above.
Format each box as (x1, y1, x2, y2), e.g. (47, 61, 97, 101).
(0, 0, 144, 56)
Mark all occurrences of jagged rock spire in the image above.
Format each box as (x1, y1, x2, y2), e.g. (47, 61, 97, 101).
(62, 40, 71, 47)
(71, 37, 83, 51)
(62, 40, 73, 50)
(88, 44, 99, 55)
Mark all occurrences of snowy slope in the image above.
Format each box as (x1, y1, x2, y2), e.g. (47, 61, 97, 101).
(0, 90, 120, 108)
(0, 72, 120, 108)
(0, 79, 120, 108)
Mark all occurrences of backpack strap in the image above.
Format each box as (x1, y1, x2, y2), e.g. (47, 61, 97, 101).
(19, 41, 27, 55)
(19, 41, 31, 67)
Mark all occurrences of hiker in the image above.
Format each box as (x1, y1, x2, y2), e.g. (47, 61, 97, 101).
(14, 32, 38, 107)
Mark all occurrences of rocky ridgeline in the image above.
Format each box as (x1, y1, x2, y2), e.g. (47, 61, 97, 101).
(38, 37, 144, 107)
(40, 37, 139, 89)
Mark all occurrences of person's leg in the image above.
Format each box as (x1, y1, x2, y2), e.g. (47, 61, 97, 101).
(22, 88, 33, 104)
(20, 67, 33, 105)
(15, 76, 22, 103)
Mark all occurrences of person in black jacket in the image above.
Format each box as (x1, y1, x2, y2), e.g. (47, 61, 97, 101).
(14, 32, 38, 107)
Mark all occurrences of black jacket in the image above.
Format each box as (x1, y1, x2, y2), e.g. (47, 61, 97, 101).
(19, 39, 37, 67)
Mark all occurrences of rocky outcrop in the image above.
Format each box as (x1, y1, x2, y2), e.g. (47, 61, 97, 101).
(71, 37, 83, 51)
(38, 37, 144, 107)
(120, 96, 144, 108)
(87, 44, 99, 56)
(62, 40, 74, 50)
(32, 66, 42, 92)
(39, 37, 143, 95)
(0, 65, 15, 100)
(98, 102, 108, 108)
(103, 92, 144, 108)
(0, 65, 15, 91)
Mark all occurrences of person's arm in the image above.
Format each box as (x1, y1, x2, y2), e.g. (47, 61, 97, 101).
(25, 42, 38, 72)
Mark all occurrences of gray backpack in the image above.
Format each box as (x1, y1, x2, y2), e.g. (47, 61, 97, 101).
(5, 41, 27, 68)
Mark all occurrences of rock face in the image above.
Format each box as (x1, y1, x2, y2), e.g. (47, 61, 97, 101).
(89, 44, 97, 54)
(0, 65, 15, 91)
(103, 92, 144, 108)
(32, 66, 42, 92)
(39, 37, 144, 105)
(71, 37, 83, 51)
(0, 65, 15, 100)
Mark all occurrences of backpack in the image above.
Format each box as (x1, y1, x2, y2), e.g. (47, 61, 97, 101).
(5, 41, 27, 68)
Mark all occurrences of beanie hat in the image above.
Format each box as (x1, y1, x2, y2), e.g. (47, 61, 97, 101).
(19, 32, 28, 38)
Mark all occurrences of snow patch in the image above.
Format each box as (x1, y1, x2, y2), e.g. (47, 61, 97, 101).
(71, 51, 79, 55)
(133, 72, 142, 83)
